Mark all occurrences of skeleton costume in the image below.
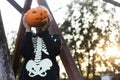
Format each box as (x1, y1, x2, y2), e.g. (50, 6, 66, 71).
(19, 29, 61, 80)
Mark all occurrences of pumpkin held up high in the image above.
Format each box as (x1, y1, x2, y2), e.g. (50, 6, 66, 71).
(25, 6, 50, 27)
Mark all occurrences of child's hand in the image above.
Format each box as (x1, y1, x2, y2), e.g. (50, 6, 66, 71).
(23, 14, 31, 32)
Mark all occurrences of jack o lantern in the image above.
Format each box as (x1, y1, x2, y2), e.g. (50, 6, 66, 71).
(25, 6, 50, 27)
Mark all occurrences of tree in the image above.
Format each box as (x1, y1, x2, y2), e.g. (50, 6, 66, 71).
(60, 0, 120, 79)
(0, 11, 15, 80)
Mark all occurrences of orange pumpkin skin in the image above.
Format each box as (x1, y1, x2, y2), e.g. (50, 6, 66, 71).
(25, 6, 49, 27)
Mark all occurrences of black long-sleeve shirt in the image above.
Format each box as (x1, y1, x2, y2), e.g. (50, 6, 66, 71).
(19, 29, 61, 80)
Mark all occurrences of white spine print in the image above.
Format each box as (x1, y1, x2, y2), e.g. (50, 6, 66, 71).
(25, 37, 53, 77)
(34, 37, 42, 62)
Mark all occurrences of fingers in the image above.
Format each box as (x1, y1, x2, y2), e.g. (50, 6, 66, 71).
(22, 14, 31, 32)
(23, 14, 28, 27)
(47, 15, 52, 26)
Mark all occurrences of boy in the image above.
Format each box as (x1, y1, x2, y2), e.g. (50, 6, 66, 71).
(19, 6, 61, 80)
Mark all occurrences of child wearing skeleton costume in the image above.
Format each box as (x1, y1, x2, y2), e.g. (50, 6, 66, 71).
(19, 6, 61, 80)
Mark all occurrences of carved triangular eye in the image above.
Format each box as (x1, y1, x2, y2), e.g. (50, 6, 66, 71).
(32, 10, 37, 14)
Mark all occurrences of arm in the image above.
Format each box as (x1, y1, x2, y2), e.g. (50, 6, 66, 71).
(20, 32, 34, 59)
(51, 34, 61, 56)
(39, 29, 61, 57)
(20, 15, 33, 59)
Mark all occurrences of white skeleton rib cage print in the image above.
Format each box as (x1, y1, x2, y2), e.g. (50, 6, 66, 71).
(26, 36, 53, 77)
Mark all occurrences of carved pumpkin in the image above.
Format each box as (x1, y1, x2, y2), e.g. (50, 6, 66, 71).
(25, 6, 50, 27)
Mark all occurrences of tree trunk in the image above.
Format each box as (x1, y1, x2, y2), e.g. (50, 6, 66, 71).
(0, 11, 15, 80)
(12, 0, 32, 76)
